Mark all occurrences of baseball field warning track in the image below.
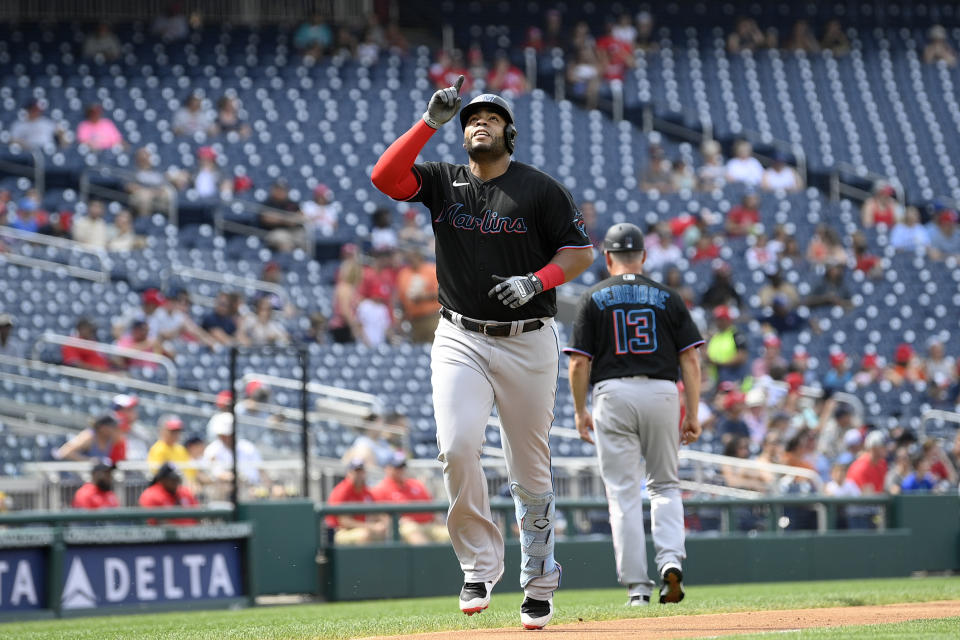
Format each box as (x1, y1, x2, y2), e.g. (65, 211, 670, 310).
(368, 599, 960, 639)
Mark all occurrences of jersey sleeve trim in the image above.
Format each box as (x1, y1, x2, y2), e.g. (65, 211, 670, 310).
(562, 347, 593, 359)
(556, 244, 595, 251)
(678, 340, 705, 353)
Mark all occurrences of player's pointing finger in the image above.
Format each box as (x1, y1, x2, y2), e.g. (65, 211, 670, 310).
(454, 74, 465, 93)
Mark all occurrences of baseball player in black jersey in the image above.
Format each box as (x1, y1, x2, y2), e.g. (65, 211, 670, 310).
(372, 76, 594, 629)
(564, 222, 704, 607)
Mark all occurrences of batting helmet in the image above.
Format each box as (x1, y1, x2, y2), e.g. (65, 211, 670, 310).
(459, 93, 518, 154)
(602, 223, 645, 253)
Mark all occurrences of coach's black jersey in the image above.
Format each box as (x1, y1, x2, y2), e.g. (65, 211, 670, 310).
(564, 273, 704, 384)
(408, 161, 593, 321)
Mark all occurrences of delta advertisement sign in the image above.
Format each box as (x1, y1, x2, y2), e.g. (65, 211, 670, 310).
(60, 541, 243, 610)
(0, 544, 241, 613)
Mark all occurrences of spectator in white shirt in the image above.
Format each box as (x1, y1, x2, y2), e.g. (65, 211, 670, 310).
(10, 100, 65, 151)
(203, 413, 263, 486)
(301, 184, 339, 237)
(889, 206, 931, 252)
(761, 154, 802, 192)
(725, 140, 764, 186)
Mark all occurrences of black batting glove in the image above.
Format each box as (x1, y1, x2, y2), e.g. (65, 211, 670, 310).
(423, 75, 464, 129)
(488, 274, 543, 309)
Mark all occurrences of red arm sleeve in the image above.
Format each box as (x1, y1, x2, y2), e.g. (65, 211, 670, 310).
(371, 119, 436, 200)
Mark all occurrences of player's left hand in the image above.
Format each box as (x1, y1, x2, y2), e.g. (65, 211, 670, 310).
(575, 411, 595, 444)
(488, 273, 543, 308)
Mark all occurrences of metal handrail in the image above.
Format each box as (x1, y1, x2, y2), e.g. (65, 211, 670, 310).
(213, 200, 315, 258)
(0, 146, 44, 195)
(0, 225, 112, 281)
(830, 161, 904, 204)
(920, 409, 960, 440)
(30, 333, 177, 386)
(164, 264, 289, 305)
(79, 164, 178, 226)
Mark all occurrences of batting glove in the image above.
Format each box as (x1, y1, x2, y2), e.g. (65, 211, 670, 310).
(488, 273, 543, 309)
(423, 75, 464, 129)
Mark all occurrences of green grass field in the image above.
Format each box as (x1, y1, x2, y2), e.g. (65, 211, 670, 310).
(2, 577, 958, 640)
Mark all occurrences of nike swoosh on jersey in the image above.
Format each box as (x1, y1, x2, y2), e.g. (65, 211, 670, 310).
(452, 180, 470, 187)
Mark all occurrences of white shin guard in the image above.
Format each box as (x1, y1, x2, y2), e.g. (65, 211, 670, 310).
(510, 482, 561, 594)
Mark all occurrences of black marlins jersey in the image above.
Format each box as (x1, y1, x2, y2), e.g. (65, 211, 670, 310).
(408, 161, 593, 321)
(564, 273, 704, 384)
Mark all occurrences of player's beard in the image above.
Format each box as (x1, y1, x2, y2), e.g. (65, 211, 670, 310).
(465, 132, 508, 161)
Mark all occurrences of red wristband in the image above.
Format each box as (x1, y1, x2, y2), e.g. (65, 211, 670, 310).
(534, 263, 565, 292)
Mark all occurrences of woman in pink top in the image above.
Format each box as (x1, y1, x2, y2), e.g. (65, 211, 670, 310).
(76, 104, 124, 150)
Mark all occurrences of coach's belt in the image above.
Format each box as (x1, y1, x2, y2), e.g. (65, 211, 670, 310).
(440, 307, 543, 337)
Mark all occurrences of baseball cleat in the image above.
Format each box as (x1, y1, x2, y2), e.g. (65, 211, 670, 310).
(659, 565, 685, 604)
(520, 596, 553, 629)
(627, 594, 650, 606)
(459, 567, 504, 615)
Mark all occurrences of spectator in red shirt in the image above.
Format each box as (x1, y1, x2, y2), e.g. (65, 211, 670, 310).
(486, 54, 529, 94)
(428, 49, 472, 91)
(72, 460, 120, 510)
(56, 414, 126, 464)
(726, 192, 761, 236)
(326, 458, 388, 545)
(371, 452, 448, 545)
(138, 462, 199, 525)
(61, 317, 111, 372)
(846, 431, 889, 493)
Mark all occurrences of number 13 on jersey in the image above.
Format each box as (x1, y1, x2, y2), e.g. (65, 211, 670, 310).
(613, 308, 658, 354)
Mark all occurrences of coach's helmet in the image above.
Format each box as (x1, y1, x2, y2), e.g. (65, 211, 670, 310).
(459, 93, 517, 154)
(603, 223, 645, 253)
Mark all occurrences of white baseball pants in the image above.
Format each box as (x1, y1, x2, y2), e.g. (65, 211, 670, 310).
(431, 316, 561, 599)
(592, 376, 686, 597)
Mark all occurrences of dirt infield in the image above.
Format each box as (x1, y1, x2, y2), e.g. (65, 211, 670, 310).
(369, 600, 960, 639)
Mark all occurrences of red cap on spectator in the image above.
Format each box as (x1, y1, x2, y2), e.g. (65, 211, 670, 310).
(403, 208, 418, 222)
(142, 288, 166, 307)
(879, 185, 895, 197)
(723, 391, 746, 411)
(263, 261, 280, 274)
(830, 352, 847, 367)
(785, 372, 804, 392)
(862, 353, 878, 369)
(938, 209, 958, 224)
(215, 390, 233, 409)
(314, 183, 331, 197)
(233, 175, 253, 192)
(197, 146, 217, 160)
(713, 305, 732, 320)
(894, 343, 913, 364)
(245, 380, 265, 397)
(763, 334, 781, 348)
(162, 417, 183, 431)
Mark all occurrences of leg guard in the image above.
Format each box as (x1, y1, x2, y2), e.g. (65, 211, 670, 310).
(510, 482, 560, 592)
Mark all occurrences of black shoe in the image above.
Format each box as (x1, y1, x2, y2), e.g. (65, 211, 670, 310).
(460, 581, 493, 615)
(520, 596, 553, 629)
(659, 566, 685, 604)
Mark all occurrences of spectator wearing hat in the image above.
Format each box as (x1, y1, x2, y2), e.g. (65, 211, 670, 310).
(846, 431, 888, 494)
(111, 394, 150, 460)
(147, 414, 193, 479)
(716, 391, 750, 442)
(823, 352, 853, 393)
(76, 103, 124, 151)
(172, 94, 216, 137)
(924, 24, 957, 67)
(326, 458, 388, 545)
(927, 207, 960, 260)
(853, 353, 883, 387)
(761, 154, 802, 192)
(396, 246, 440, 343)
(860, 182, 902, 228)
(201, 292, 248, 347)
(139, 463, 200, 525)
(889, 206, 931, 253)
(72, 460, 120, 510)
(371, 452, 448, 545)
(56, 415, 125, 464)
(8, 189, 45, 233)
(885, 343, 926, 386)
(61, 317, 112, 372)
(742, 388, 768, 445)
(10, 99, 66, 150)
(203, 413, 263, 491)
(301, 184, 339, 238)
(705, 306, 749, 384)
(0, 314, 24, 358)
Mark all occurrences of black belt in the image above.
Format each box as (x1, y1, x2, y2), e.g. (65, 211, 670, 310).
(440, 308, 543, 337)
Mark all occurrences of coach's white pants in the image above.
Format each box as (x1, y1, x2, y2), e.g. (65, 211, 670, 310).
(593, 377, 686, 597)
(432, 316, 561, 599)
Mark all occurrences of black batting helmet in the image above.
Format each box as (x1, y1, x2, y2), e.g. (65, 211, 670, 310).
(459, 93, 518, 154)
(603, 223, 645, 253)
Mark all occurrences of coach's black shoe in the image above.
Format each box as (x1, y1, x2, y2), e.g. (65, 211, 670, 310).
(659, 565, 685, 604)
(627, 594, 650, 606)
(520, 596, 553, 629)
